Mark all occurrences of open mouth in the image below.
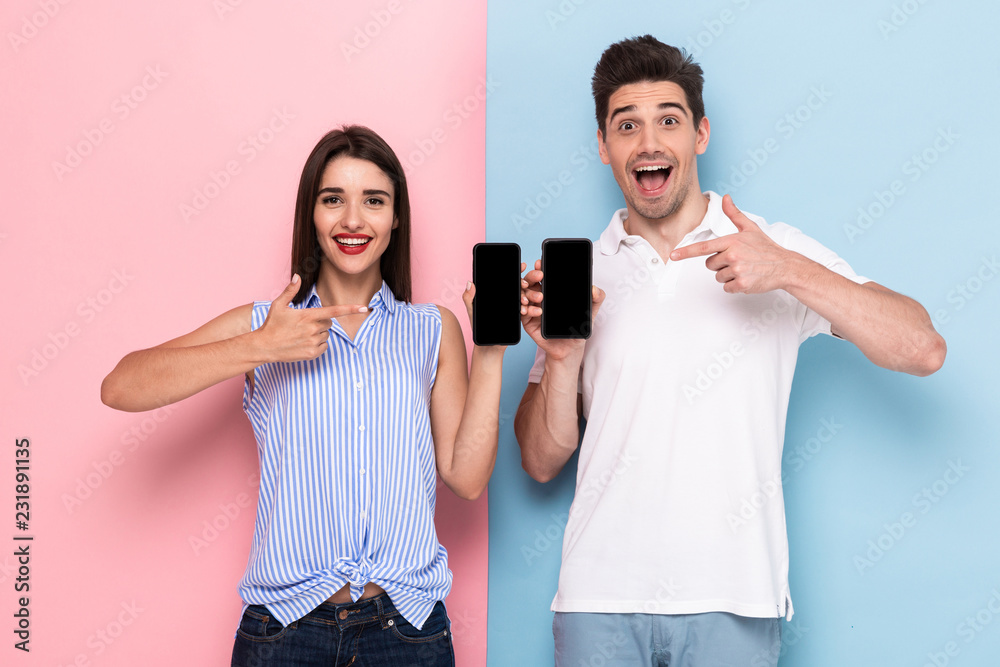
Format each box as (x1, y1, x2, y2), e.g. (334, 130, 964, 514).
(632, 164, 672, 195)
(334, 235, 372, 254)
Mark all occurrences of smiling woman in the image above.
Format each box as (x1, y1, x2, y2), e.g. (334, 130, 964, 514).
(289, 127, 412, 307)
(100, 125, 512, 667)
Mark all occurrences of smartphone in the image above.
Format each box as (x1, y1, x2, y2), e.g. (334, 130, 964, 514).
(472, 243, 522, 346)
(541, 238, 593, 339)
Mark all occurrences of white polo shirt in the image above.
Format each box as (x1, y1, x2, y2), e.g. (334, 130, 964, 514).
(528, 191, 868, 620)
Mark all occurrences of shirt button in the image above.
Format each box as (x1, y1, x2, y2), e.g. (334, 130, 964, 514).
(352, 349, 358, 355)
(651, 257, 660, 264)
(360, 510, 367, 519)
(360, 468, 366, 475)
(358, 425, 365, 432)
(355, 381, 363, 390)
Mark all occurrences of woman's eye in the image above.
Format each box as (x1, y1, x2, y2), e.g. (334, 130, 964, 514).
(321, 196, 340, 205)
(366, 198, 384, 206)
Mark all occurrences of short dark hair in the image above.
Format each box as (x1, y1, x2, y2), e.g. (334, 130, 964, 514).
(592, 35, 705, 135)
(290, 125, 412, 304)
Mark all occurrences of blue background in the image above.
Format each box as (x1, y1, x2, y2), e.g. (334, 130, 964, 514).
(486, 1, 1000, 665)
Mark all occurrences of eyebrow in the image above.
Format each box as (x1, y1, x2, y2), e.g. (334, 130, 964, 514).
(609, 101, 690, 125)
(317, 187, 392, 197)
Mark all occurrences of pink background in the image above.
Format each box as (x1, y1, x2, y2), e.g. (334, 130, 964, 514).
(1, 0, 489, 664)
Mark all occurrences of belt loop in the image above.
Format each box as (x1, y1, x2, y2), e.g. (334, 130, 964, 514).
(375, 595, 390, 629)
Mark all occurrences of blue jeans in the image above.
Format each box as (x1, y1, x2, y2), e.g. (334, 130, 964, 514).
(554, 611, 782, 667)
(231, 594, 455, 667)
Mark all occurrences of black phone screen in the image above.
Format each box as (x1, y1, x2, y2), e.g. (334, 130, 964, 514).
(541, 238, 592, 339)
(472, 243, 521, 346)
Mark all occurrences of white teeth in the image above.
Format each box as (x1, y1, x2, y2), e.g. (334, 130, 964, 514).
(635, 165, 668, 171)
(337, 237, 370, 246)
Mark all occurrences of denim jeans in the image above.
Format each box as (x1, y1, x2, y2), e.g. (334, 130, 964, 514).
(554, 611, 782, 667)
(231, 594, 455, 667)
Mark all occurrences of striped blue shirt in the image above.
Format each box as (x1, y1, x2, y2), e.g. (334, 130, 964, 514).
(238, 280, 451, 629)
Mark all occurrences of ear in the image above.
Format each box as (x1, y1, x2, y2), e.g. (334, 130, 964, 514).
(597, 128, 610, 165)
(695, 116, 710, 156)
(392, 215, 399, 230)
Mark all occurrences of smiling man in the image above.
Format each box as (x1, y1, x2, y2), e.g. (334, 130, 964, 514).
(514, 35, 946, 666)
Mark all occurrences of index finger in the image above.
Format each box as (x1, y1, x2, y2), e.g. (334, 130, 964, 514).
(670, 238, 727, 261)
(309, 304, 368, 319)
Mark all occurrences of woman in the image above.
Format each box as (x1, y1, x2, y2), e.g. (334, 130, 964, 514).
(101, 125, 512, 666)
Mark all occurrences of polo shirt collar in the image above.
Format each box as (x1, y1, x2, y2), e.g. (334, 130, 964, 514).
(301, 280, 397, 313)
(599, 191, 737, 256)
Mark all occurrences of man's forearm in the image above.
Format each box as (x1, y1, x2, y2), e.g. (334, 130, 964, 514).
(784, 256, 946, 376)
(514, 355, 584, 483)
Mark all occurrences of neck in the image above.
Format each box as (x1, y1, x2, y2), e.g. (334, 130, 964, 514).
(624, 188, 710, 254)
(314, 264, 383, 308)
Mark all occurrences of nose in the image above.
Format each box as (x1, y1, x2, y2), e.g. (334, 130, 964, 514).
(636, 123, 664, 157)
(342, 201, 365, 231)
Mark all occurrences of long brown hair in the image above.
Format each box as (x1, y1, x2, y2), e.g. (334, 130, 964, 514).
(290, 125, 412, 303)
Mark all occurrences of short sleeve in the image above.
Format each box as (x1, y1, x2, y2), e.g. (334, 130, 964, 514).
(773, 224, 871, 341)
(526, 344, 583, 394)
(528, 345, 546, 383)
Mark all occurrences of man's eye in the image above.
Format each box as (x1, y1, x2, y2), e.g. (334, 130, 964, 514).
(662, 117, 676, 126)
(620, 122, 635, 131)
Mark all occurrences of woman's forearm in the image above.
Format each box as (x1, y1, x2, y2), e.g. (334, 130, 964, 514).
(101, 331, 268, 412)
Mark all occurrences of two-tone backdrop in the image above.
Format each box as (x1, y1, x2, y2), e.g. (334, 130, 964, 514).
(2, 1, 997, 665)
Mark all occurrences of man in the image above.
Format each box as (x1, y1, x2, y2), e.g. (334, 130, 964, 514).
(514, 35, 945, 666)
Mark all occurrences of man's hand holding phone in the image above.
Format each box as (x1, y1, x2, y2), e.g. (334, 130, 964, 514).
(520, 258, 605, 362)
